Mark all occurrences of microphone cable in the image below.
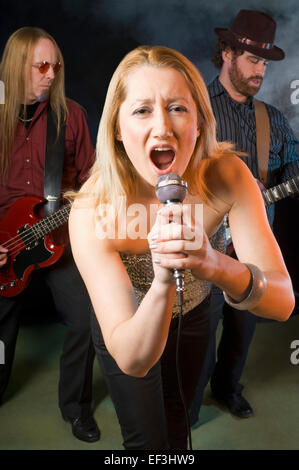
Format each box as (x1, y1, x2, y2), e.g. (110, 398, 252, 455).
(155, 173, 193, 450)
(175, 293, 193, 451)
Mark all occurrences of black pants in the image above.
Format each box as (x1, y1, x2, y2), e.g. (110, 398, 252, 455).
(0, 246, 95, 418)
(91, 295, 211, 450)
(189, 286, 257, 425)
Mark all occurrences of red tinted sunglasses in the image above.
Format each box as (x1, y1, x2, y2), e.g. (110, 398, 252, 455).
(32, 61, 62, 74)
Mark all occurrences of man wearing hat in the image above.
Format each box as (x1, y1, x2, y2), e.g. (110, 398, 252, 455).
(190, 9, 299, 425)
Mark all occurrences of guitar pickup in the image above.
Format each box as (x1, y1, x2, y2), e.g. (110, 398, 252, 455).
(17, 224, 39, 249)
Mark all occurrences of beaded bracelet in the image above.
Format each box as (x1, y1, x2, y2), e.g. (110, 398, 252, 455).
(223, 263, 267, 311)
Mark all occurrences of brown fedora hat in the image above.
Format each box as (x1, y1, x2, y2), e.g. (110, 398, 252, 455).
(215, 9, 285, 61)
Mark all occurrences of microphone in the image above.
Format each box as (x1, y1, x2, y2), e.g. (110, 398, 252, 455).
(155, 173, 188, 306)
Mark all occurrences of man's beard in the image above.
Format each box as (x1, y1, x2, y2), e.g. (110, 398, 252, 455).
(229, 58, 263, 98)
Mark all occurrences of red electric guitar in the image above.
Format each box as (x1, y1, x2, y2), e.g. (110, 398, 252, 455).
(0, 197, 71, 297)
(1, 176, 298, 297)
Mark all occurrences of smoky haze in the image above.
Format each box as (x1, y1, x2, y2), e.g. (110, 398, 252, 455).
(63, 0, 298, 131)
(0, 0, 298, 139)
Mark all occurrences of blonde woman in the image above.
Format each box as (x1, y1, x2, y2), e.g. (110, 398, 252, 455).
(69, 45, 294, 449)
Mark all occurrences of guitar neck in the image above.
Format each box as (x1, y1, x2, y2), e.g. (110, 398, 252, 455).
(262, 175, 299, 206)
(31, 204, 71, 239)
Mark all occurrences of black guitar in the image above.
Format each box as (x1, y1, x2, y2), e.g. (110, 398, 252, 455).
(261, 175, 299, 206)
(225, 175, 299, 251)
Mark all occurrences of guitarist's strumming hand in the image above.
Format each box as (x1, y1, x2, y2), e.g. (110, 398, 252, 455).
(0, 245, 8, 267)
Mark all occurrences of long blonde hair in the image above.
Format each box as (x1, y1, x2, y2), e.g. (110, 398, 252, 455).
(0, 26, 68, 183)
(86, 45, 234, 209)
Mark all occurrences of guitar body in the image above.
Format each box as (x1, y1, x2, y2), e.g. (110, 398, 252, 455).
(0, 197, 66, 297)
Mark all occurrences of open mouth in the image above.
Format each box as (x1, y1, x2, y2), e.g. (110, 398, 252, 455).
(150, 147, 175, 171)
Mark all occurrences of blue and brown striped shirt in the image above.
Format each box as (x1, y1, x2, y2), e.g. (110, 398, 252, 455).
(208, 77, 299, 188)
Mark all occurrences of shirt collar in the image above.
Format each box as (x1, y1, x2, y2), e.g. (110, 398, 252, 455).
(28, 99, 49, 125)
(17, 100, 49, 132)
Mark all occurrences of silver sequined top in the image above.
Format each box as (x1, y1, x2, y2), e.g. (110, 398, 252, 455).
(120, 222, 226, 317)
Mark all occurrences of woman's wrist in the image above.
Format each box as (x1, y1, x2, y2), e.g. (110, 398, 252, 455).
(210, 252, 252, 301)
(151, 277, 176, 298)
(223, 263, 267, 310)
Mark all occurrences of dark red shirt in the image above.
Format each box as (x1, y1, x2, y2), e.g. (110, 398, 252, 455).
(0, 99, 95, 218)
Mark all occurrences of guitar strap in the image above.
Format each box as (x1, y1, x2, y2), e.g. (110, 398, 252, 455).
(44, 105, 66, 217)
(254, 99, 270, 186)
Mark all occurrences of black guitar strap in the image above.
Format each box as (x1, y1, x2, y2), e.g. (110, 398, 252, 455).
(44, 105, 66, 217)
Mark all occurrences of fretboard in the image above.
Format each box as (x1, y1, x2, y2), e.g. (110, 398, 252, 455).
(31, 204, 71, 240)
(262, 175, 299, 206)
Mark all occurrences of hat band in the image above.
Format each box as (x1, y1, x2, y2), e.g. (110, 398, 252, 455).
(229, 30, 273, 49)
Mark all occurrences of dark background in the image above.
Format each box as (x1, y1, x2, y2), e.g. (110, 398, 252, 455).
(0, 0, 298, 143)
(0, 0, 298, 308)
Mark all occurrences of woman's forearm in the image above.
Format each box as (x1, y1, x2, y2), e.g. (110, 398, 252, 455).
(210, 251, 294, 321)
(108, 279, 177, 377)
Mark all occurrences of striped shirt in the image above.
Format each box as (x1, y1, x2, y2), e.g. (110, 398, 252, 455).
(208, 77, 299, 188)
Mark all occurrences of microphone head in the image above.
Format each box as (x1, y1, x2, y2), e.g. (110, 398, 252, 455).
(155, 173, 188, 204)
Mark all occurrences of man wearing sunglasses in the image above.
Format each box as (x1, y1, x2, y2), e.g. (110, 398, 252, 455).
(0, 27, 100, 444)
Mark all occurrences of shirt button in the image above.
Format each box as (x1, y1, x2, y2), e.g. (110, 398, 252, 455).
(26, 181, 30, 185)
(26, 137, 30, 141)
(26, 159, 30, 163)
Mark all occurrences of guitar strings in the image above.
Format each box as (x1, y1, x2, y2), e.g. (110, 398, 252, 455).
(2, 208, 70, 251)
(2, 207, 70, 249)
(2, 176, 298, 257)
(2, 219, 67, 256)
(1, 205, 71, 257)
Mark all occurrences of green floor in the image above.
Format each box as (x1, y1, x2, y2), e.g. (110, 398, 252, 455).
(0, 314, 298, 450)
